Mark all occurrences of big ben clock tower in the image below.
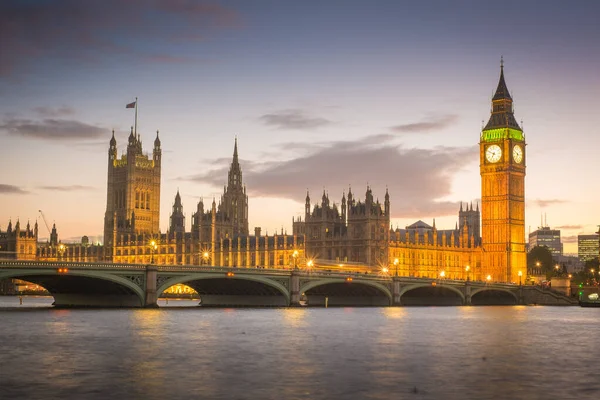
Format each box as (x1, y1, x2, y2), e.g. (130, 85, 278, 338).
(480, 60, 526, 283)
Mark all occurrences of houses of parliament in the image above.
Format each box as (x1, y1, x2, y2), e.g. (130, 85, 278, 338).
(0, 65, 526, 283)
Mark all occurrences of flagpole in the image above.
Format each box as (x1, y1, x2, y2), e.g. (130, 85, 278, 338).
(134, 97, 138, 136)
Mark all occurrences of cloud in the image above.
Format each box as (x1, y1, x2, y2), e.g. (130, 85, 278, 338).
(33, 106, 75, 117)
(530, 199, 567, 208)
(181, 135, 476, 218)
(38, 185, 95, 192)
(0, 0, 241, 77)
(1, 118, 106, 141)
(259, 109, 332, 130)
(391, 114, 458, 133)
(0, 184, 28, 194)
(555, 225, 583, 230)
(561, 235, 578, 244)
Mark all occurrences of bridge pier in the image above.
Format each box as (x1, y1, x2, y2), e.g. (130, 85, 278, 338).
(290, 271, 300, 306)
(144, 265, 159, 308)
(518, 285, 524, 305)
(392, 278, 401, 306)
(464, 280, 472, 306)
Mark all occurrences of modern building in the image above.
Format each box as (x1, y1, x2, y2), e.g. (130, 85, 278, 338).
(8, 63, 527, 283)
(578, 234, 599, 262)
(529, 226, 562, 257)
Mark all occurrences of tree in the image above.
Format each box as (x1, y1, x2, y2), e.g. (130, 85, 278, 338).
(527, 245, 554, 279)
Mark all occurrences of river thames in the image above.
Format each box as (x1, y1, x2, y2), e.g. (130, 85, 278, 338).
(0, 297, 598, 400)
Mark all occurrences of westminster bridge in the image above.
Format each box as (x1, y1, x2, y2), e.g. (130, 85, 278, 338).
(0, 260, 577, 307)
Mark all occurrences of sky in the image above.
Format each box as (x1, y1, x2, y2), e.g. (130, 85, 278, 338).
(1, 0, 599, 254)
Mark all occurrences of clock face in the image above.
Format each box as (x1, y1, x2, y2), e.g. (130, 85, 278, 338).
(485, 144, 502, 163)
(513, 144, 523, 164)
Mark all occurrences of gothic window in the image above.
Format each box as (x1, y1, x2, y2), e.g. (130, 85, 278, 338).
(146, 193, 150, 210)
(135, 191, 140, 209)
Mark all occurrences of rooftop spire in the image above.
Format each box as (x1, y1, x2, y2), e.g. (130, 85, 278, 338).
(482, 59, 522, 134)
(233, 136, 239, 163)
(492, 56, 512, 101)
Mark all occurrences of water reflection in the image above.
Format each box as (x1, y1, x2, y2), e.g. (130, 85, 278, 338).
(1, 306, 599, 399)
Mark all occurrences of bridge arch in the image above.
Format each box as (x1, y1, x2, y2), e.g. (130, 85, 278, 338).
(157, 273, 290, 306)
(399, 283, 465, 306)
(470, 287, 518, 305)
(300, 278, 392, 306)
(0, 269, 146, 307)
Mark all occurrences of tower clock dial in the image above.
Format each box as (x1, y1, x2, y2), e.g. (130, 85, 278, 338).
(513, 144, 523, 164)
(485, 144, 502, 163)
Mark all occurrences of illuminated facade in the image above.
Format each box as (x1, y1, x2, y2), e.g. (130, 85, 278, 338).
(293, 187, 390, 266)
(19, 64, 525, 283)
(106, 139, 304, 268)
(578, 234, 599, 262)
(103, 128, 162, 248)
(0, 219, 38, 260)
(479, 62, 526, 283)
(529, 226, 563, 257)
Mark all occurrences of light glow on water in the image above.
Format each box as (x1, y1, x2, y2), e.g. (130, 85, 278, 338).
(0, 302, 599, 399)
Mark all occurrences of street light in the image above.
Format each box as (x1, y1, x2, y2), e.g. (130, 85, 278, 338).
(465, 265, 470, 281)
(381, 266, 389, 275)
(440, 270, 446, 279)
(57, 243, 66, 261)
(292, 250, 299, 270)
(393, 258, 399, 277)
(486, 274, 492, 283)
(306, 259, 314, 271)
(149, 240, 158, 264)
(202, 251, 209, 266)
(518, 270, 523, 286)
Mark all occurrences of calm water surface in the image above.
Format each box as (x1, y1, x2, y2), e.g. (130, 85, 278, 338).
(1, 296, 599, 400)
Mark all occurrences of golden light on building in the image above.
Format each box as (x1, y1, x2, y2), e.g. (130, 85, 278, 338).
(163, 284, 198, 295)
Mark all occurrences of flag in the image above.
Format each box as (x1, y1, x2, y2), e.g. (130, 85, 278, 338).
(126, 101, 136, 109)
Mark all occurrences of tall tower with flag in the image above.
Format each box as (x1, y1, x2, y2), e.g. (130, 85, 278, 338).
(103, 99, 162, 249)
(480, 60, 526, 283)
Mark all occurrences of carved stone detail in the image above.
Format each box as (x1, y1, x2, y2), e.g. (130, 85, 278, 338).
(156, 275, 175, 288)
(123, 274, 145, 289)
(268, 277, 290, 290)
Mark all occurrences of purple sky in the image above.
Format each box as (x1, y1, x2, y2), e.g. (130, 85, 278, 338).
(1, 0, 599, 253)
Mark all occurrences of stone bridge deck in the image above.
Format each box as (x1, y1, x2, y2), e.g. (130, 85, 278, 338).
(0, 260, 577, 307)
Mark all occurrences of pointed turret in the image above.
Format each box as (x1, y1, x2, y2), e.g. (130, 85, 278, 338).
(492, 58, 512, 101)
(128, 126, 135, 145)
(305, 190, 311, 218)
(233, 136, 239, 164)
(110, 129, 116, 147)
(154, 130, 161, 148)
(482, 59, 523, 135)
(170, 190, 185, 233)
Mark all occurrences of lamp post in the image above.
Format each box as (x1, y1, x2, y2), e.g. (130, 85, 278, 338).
(486, 274, 492, 284)
(202, 251, 209, 266)
(518, 270, 523, 286)
(57, 243, 66, 261)
(440, 270, 446, 281)
(306, 259, 314, 272)
(149, 240, 158, 264)
(292, 250, 299, 270)
(394, 258, 399, 277)
(465, 265, 470, 281)
(535, 261, 541, 275)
